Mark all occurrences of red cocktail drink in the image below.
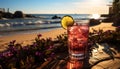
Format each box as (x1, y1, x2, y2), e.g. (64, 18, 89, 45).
(68, 21, 89, 60)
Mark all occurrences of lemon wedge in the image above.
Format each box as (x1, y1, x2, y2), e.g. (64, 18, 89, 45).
(61, 15, 74, 29)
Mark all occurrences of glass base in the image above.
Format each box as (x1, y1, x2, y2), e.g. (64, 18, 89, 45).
(70, 53, 85, 60)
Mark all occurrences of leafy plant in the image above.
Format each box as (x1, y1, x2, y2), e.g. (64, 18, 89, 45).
(0, 33, 67, 69)
(89, 27, 120, 54)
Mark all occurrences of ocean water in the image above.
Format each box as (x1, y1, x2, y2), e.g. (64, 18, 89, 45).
(0, 14, 91, 37)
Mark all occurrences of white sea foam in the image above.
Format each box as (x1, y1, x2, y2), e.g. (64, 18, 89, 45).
(0, 24, 4, 27)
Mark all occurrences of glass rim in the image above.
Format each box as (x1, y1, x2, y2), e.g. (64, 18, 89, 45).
(73, 20, 89, 25)
(75, 20, 89, 23)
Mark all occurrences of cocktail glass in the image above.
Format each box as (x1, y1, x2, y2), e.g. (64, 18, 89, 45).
(67, 20, 89, 60)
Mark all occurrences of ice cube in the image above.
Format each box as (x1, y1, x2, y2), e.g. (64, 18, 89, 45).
(68, 26, 79, 35)
(74, 23, 78, 26)
(73, 38, 78, 42)
(80, 25, 89, 33)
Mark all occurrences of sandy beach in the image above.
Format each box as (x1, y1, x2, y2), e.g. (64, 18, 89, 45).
(90, 22, 116, 32)
(0, 22, 116, 51)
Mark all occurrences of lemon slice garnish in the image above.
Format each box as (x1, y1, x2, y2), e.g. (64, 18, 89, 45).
(61, 15, 74, 30)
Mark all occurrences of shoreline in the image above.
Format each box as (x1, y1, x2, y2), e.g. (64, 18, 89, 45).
(0, 27, 60, 37)
(89, 22, 116, 32)
(0, 28, 66, 51)
(0, 22, 116, 51)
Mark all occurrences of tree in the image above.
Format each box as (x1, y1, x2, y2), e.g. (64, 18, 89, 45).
(112, 0, 120, 14)
(13, 11, 25, 18)
(112, 0, 120, 26)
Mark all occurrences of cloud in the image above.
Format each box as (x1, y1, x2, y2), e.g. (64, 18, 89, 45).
(26, 0, 109, 14)
(71, 0, 109, 14)
(73, 0, 108, 7)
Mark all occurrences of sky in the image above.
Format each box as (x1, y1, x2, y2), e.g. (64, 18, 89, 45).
(0, 0, 113, 14)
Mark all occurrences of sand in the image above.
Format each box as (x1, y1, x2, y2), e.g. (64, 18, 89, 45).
(90, 22, 116, 32)
(0, 22, 116, 51)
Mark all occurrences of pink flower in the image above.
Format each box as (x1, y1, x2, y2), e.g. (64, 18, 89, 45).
(35, 51, 42, 56)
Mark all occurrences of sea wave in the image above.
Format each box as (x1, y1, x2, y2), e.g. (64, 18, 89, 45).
(0, 19, 60, 27)
(0, 25, 61, 32)
(0, 14, 91, 36)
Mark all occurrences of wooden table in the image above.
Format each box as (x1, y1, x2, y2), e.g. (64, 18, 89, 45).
(37, 52, 90, 69)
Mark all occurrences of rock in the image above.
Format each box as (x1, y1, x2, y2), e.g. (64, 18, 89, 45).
(13, 11, 25, 18)
(89, 19, 101, 26)
(51, 15, 61, 19)
(89, 43, 120, 69)
(92, 59, 120, 69)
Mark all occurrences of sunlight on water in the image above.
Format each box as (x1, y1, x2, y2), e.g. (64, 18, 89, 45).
(91, 14, 100, 19)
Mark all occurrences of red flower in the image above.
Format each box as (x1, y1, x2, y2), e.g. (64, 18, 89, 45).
(37, 34, 42, 38)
